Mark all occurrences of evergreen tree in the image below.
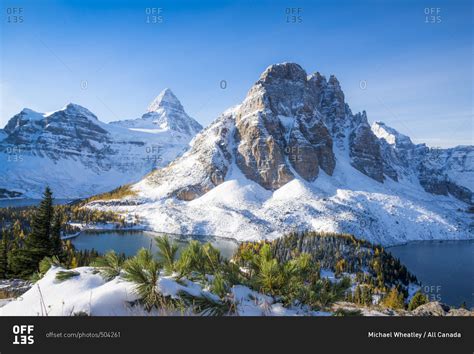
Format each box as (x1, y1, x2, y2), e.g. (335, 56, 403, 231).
(50, 211, 64, 259)
(9, 187, 55, 278)
(408, 291, 428, 311)
(12, 220, 23, 240)
(354, 285, 362, 304)
(0, 229, 10, 278)
(362, 286, 373, 306)
(27, 187, 54, 254)
(382, 287, 405, 310)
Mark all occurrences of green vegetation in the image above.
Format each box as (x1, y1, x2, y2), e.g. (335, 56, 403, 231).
(0, 187, 102, 280)
(99, 234, 356, 313)
(122, 249, 163, 311)
(0, 198, 127, 238)
(55, 270, 80, 282)
(155, 235, 178, 274)
(7, 188, 67, 278)
(91, 251, 125, 281)
(408, 291, 428, 311)
(83, 184, 136, 203)
(381, 287, 405, 310)
(178, 290, 235, 316)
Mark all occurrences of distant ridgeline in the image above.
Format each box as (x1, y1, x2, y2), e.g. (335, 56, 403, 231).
(236, 231, 417, 294)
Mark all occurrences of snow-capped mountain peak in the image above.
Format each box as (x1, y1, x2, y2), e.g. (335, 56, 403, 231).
(112, 88, 202, 136)
(147, 88, 183, 113)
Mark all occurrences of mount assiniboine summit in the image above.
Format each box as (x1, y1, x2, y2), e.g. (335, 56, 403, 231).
(88, 63, 473, 246)
(0, 89, 202, 199)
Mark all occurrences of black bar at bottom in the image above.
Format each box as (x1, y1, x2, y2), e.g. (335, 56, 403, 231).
(0, 317, 472, 354)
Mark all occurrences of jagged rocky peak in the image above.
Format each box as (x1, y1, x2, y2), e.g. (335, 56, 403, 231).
(140, 88, 202, 135)
(234, 62, 336, 190)
(147, 88, 184, 113)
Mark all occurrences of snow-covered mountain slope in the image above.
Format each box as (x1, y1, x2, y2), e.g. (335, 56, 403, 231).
(89, 63, 473, 246)
(0, 90, 202, 199)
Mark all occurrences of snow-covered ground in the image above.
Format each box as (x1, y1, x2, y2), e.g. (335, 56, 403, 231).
(0, 267, 332, 316)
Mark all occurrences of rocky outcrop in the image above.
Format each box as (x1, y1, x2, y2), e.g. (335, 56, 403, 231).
(350, 117, 384, 182)
(317, 75, 348, 140)
(411, 301, 473, 316)
(234, 63, 335, 190)
(418, 173, 472, 204)
(332, 301, 473, 316)
(0, 279, 32, 300)
(372, 121, 473, 203)
(142, 112, 234, 201)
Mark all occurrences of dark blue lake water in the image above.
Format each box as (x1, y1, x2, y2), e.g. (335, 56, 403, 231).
(71, 231, 239, 260)
(389, 240, 473, 308)
(0, 198, 73, 208)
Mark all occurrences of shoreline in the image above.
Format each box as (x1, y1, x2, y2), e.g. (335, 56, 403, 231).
(64, 224, 474, 248)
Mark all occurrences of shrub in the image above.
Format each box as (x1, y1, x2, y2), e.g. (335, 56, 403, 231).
(122, 248, 162, 311)
(55, 270, 80, 282)
(155, 235, 179, 274)
(178, 290, 235, 316)
(382, 287, 405, 310)
(408, 291, 428, 311)
(91, 251, 124, 281)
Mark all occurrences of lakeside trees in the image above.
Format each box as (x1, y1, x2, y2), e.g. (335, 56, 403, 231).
(6, 187, 67, 278)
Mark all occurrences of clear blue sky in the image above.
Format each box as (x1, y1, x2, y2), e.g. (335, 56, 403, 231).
(1, 0, 472, 147)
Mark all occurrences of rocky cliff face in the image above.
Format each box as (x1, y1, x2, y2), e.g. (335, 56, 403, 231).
(4, 105, 112, 166)
(0, 90, 202, 198)
(349, 117, 384, 183)
(234, 63, 338, 189)
(372, 121, 473, 203)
